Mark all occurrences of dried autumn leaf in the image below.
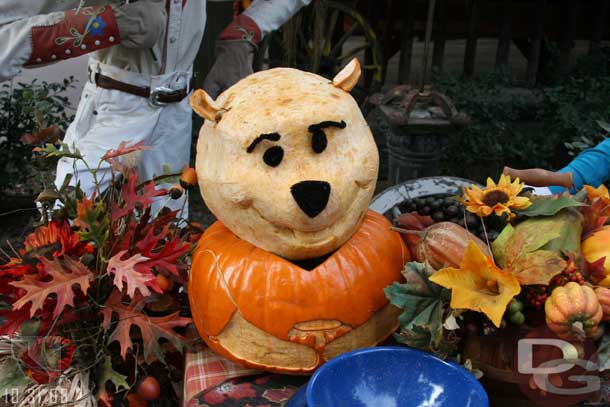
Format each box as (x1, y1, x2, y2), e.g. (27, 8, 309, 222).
(10, 257, 93, 317)
(101, 140, 151, 161)
(111, 174, 166, 220)
(106, 250, 160, 299)
(135, 225, 191, 275)
(101, 291, 192, 363)
(96, 356, 128, 407)
(20, 125, 60, 145)
(507, 250, 567, 285)
(492, 209, 583, 285)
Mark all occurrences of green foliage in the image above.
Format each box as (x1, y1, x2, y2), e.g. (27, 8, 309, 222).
(433, 57, 610, 183)
(515, 196, 582, 217)
(434, 71, 542, 183)
(0, 78, 75, 193)
(384, 262, 458, 358)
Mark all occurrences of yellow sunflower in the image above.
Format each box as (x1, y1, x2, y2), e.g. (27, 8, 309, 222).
(463, 174, 531, 218)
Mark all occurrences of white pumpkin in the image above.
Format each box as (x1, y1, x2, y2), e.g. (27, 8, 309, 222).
(190, 59, 379, 260)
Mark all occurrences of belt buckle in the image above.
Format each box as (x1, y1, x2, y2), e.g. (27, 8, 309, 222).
(149, 86, 179, 107)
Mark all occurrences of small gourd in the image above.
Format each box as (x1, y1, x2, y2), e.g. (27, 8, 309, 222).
(405, 222, 491, 270)
(545, 282, 603, 341)
(594, 286, 610, 321)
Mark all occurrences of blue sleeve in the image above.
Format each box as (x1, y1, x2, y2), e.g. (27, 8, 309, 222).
(549, 138, 610, 194)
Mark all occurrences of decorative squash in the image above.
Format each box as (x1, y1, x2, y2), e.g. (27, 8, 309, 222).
(545, 282, 603, 341)
(189, 210, 409, 374)
(582, 225, 610, 286)
(190, 59, 378, 260)
(595, 286, 610, 321)
(414, 222, 491, 270)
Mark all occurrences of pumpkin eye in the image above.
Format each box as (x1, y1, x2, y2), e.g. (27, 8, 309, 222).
(311, 130, 327, 154)
(263, 146, 284, 167)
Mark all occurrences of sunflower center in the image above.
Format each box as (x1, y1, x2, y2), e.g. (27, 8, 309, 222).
(481, 190, 510, 207)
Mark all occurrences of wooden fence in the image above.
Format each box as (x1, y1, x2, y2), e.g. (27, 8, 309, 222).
(388, 0, 610, 86)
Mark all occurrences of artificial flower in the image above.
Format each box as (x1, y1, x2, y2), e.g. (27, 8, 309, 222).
(429, 241, 521, 327)
(462, 174, 531, 218)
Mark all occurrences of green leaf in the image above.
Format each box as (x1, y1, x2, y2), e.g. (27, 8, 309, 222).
(516, 196, 583, 217)
(96, 356, 129, 395)
(385, 262, 449, 356)
(491, 223, 514, 268)
(0, 357, 32, 396)
(35, 142, 83, 160)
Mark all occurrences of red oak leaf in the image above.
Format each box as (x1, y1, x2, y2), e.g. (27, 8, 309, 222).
(101, 140, 151, 161)
(101, 290, 192, 363)
(585, 256, 607, 284)
(135, 225, 191, 276)
(106, 250, 160, 298)
(582, 198, 610, 237)
(0, 306, 32, 336)
(111, 174, 167, 220)
(10, 257, 93, 317)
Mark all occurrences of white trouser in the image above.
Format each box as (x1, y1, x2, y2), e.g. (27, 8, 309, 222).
(54, 61, 193, 217)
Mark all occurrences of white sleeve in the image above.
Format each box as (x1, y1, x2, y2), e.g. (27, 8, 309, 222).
(0, 0, 81, 25)
(0, 2, 120, 82)
(0, 12, 66, 82)
(243, 0, 312, 37)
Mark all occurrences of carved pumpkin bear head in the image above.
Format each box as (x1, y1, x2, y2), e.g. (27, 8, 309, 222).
(190, 59, 378, 260)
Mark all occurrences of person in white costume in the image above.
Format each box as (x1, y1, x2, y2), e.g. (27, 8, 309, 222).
(0, 0, 311, 212)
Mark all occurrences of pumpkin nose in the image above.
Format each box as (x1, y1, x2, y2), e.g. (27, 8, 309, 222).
(290, 180, 331, 218)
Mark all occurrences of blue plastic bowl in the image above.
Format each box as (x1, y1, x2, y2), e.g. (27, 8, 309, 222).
(291, 346, 488, 407)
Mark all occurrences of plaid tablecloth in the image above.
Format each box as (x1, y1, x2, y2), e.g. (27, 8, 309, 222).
(183, 346, 307, 407)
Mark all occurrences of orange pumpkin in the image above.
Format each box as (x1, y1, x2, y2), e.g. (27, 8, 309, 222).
(545, 282, 603, 341)
(595, 286, 610, 321)
(189, 210, 409, 374)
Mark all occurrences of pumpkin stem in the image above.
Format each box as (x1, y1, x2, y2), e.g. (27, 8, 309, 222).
(571, 321, 586, 342)
(391, 226, 425, 237)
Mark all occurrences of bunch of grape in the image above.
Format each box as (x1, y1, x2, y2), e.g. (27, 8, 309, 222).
(549, 266, 585, 287)
(398, 194, 501, 242)
(524, 285, 549, 310)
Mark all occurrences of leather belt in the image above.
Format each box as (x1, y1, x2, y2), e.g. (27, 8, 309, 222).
(90, 69, 189, 106)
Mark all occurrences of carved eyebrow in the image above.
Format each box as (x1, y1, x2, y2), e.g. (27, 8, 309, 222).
(247, 132, 281, 153)
(307, 120, 347, 132)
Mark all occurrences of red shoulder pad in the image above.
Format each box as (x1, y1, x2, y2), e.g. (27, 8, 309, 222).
(25, 6, 120, 67)
(219, 14, 261, 45)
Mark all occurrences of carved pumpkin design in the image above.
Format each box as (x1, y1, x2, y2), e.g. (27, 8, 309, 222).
(189, 210, 409, 373)
(189, 60, 408, 373)
(190, 59, 377, 260)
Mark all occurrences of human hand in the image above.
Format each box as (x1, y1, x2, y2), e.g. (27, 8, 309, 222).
(503, 166, 573, 189)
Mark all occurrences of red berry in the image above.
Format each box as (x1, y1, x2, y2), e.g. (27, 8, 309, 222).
(137, 376, 160, 401)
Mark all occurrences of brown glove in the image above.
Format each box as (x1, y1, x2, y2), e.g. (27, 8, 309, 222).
(115, 0, 166, 49)
(203, 14, 262, 98)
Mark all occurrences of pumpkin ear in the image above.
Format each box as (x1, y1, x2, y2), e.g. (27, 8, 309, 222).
(190, 89, 223, 122)
(332, 58, 361, 92)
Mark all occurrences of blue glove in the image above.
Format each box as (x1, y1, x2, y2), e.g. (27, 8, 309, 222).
(549, 138, 610, 194)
